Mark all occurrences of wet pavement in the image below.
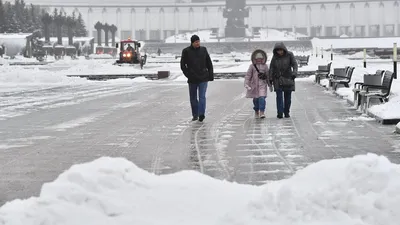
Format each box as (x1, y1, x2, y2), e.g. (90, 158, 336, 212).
(1, 79, 399, 205)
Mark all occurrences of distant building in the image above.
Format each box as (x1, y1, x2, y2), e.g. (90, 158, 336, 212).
(25, 0, 400, 40)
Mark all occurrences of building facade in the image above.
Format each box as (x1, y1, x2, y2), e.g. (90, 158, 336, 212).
(27, 0, 400, 40)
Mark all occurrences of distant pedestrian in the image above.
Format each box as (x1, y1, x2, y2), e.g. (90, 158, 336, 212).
(244, 49, 271, 118)
(180, 35, 214, 122)
(269, 42, 298, 118)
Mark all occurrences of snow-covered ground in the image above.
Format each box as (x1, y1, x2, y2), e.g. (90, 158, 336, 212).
(165, 28, 307, 43)
(1, 49, 398, 120)
(1, 37, 400, 224)
(0, 153, 399, 224)
(312, 36, 400, 49)
(315, 53, 400, 120)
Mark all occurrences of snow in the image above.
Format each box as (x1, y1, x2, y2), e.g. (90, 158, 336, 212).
(0, 40, 398, 120)
(312, 37, 400, 49)
(0, 153, 399, 225)
(0, 65, 88, 88)
(368, 96, 400, 119)
(308, 51, 399, 120)
(347, 51, 378, 60)
(165, 28, 305, 43)
(397, 122, 400, 130)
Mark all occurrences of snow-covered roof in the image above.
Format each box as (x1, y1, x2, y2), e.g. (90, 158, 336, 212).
(39, 37, 94, 42)
(0, 33, 32, 39)
(165, 28, 306, 43)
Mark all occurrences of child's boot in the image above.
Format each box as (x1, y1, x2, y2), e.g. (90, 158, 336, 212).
(259, 111, 265, 118)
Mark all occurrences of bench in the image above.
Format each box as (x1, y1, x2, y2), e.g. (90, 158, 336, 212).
(295, 55, 310, 67)
(314, 62, 332, 84)
(328, 67, 349, 87)
(359, 70, 395, 113)
(352, 70, 385, 108)
(329, 66, 355, 91)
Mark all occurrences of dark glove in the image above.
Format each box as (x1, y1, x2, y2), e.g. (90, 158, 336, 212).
(291, 74, 296, 80)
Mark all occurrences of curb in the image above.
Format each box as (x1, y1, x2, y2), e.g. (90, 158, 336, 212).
(367, 111, 400, 125)
(319, 84, 400, 125)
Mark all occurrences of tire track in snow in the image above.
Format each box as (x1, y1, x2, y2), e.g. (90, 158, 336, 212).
(0, 84, 152, 120)
(0, 85, 180, 170)
(292, 91, 340, 158)
(187, 91, 247, 179)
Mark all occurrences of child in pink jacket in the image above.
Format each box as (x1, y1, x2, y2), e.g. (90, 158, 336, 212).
(244, 50, 271, 118)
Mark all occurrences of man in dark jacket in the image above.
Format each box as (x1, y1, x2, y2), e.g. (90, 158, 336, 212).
(269, 42, 298, 119)
(180, 35, 214, 122)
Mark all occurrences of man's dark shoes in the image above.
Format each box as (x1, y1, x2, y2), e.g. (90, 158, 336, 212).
(199, 115, 205, 122)
(277, 113, 283, 119)
(192, 116, 198, 121)
(285, 114, 290, 118)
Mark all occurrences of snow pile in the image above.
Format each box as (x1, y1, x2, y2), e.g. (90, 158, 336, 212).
(1, 153, 400, 225)
(0, 65, 88, 87)
(87, 54, 114, 59)
(165, 28, 305, 43)
(312, 37, 400, 49)
(347, 51, 378, 60)
(345, 115, 376, 121)
(225, 153, 400, 225)
(369, 95, 400, 119)
(63, 60, 155, 75)
(319, 54, 400, 119)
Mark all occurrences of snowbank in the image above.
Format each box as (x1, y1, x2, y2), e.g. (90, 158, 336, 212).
(368, 95, 400, 119)
(312, 37, 400, 49)
(318, 54, 400, 119)
(0, 58, 159, 92)
(347, 51, 378, 60)
(1, 153, 400, 225)
(165, 28, 305, 43)
(0, 66, 88, 88)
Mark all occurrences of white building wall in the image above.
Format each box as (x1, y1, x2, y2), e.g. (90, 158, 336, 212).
(41, 1, 400, 40)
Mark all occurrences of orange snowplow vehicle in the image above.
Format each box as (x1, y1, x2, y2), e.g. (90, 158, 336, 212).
(115, 38, 146, 69)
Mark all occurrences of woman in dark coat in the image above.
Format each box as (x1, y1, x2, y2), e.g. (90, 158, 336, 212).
(269, 42, 298, 119)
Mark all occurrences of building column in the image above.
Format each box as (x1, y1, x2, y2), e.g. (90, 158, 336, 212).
(350, 3, 355, 37)
(159, 8, 165, 40)
(87, 8, 93, 37)
(102, 8, 106, 23)
(395, 2, 399, 36)
(218, 7, 223, 37)
(174, 8, 180, 37)
(335, 4, 341, 36)
(291, 5, 296, 34)
(379, 2, 384, 36)
(320, 4, 326, 36)
(145, 8, 150, 40)
(116, 8, 121, 37)
(188, 8, 194, 31)
(203, 7, 208, 29)
(364, 3, 370, 37)
(130, 8, 136, 39)
(262, 6, 267, 28)
(306, 5, 311, 36)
